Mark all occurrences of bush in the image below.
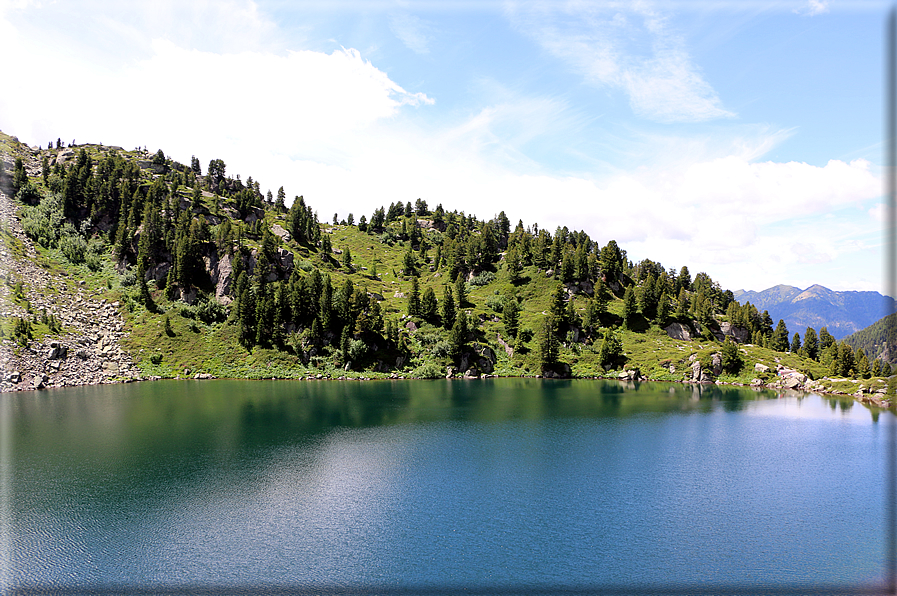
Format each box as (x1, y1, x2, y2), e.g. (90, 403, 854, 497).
(485, 294, 504, 312)
(431, 340, 452, 358)
(412, 361, 443, 379)
(196, 298, 227, 324)
(468, 271, 496, 287)
(59, 233, 87, 264)
(347, 339, 368, 363)
(21, 193, 64, 248)
(16, 182, 41, 205)
(119, 269, 137, 287)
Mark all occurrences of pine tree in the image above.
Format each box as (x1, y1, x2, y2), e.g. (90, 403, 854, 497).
(455, 276, 467, 308)
(597, 328, 623, 369)
(503, 295, 520, 338)
(803, 327, 819, 360)
(421, 286, 438, 322)
(790, 332, 801, 354)
(656, 291, 671, 327)
(819, 327, 835, 350)
(622, 285, 638, 329)
(341, 326, 352, 363)
(538, 316, 559, 371)
(449, 310, 468, 361)
(442, 285, 456, 330)
(550, 284, 566, 323)
(856, 348, 871, 379)
(407, 276, 421, 317)
(772, 320, 789, 352)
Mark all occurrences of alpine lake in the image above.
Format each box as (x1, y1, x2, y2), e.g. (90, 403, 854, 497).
(2, 378, 893, 594)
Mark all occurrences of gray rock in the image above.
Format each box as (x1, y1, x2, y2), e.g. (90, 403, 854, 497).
(711, 352, 722, 376)
(271, 224, 291, 242)
(754, 363, 770, 373)
(665, 322, 693, 341)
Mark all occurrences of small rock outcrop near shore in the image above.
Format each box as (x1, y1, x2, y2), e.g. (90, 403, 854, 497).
(0, 184, 142, 392)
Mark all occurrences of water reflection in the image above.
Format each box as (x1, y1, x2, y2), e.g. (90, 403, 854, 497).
(7, 379, 892, 590)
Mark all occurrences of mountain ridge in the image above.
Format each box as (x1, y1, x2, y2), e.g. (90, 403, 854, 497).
(734, 284, 894, 340)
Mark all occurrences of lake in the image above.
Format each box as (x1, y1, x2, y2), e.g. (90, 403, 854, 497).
(1, 379, 892, 594)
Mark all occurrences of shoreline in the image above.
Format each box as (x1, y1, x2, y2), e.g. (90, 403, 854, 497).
(2, 366, 892, 409)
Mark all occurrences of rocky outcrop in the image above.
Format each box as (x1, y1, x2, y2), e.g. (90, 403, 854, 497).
(719, 322, 749, 343)
(0, 181, 142, 392)
(665, 322, 694, 341)
(271, 224, 291, 242)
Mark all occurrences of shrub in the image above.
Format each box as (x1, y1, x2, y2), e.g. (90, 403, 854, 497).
(20, 193, 64, 248)
(196, 298, 227, 324)
(59, 233, 87, 264)
(412, 361, 443, 379)
(485, 294, 504, 312)
(431, 340, 452, 358)
(468, 271, 496, 287)
(347, 339, 368, 363)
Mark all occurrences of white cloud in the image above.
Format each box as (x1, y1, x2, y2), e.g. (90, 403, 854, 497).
(0, 0, 883, 294)
(795, 0, 830, 16)
(389, 12, 432, 54)
(506, 2, 734, 123)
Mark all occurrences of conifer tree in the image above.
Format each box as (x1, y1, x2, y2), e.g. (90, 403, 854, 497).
(421, 286, 438, 322)
(454, 276, 467, 308)
(772, 320, 789, 352)
(857, 349, 871, 379)
(803, 327, 819, 360)
(622, 285, 638, 329)
(441, 285, 456, 330)
(656, 292, 671, 327)
(597, 328, 622, 369)
(790, 332, 801, 354)
(550, 284, 566, 323)
(407, 276, 421, 317)
(503, 295, 520, 338)
(538, 316, 559, 371)
(819, 327, 835, 350)
(449, 310, 468, 361)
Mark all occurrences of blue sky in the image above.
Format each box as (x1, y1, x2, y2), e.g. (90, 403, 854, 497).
(0, 0, 888, 294)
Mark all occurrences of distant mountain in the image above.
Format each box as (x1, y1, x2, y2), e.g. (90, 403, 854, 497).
(733, 284, 896, 340)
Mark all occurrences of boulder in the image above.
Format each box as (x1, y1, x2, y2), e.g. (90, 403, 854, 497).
(711, 352, 722, 376)
(719, 322, 749, 344)
(665, 322, 693, 341)
(754, 363, 770, 374)
(277, 248, 293, 270)
(271, 224, 291, 242)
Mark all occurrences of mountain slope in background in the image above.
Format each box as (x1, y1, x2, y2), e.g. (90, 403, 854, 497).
(733, 284, 895, 340)
(843, 313, 897, 364)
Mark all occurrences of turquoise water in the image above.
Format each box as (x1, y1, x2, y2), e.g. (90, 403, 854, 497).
(3, 379, 891, 593)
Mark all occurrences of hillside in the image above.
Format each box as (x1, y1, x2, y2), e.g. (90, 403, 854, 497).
(0, 131, 892, 406)
(843, 313, 897, 365)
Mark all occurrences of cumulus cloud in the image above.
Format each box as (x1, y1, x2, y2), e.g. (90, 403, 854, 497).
(506, 2, 734, 123)
(0, 0, 882, 293)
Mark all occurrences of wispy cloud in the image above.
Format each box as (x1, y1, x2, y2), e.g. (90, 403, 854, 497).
(506, 2, 734, 123)
(794, 0, 830, 16)
(389, 12, 432, 54)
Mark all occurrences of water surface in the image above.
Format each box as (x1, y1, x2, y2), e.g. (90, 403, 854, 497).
(3, 379, 891, 593)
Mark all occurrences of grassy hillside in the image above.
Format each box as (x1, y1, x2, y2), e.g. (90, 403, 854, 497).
(0, 131, 892, 404)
